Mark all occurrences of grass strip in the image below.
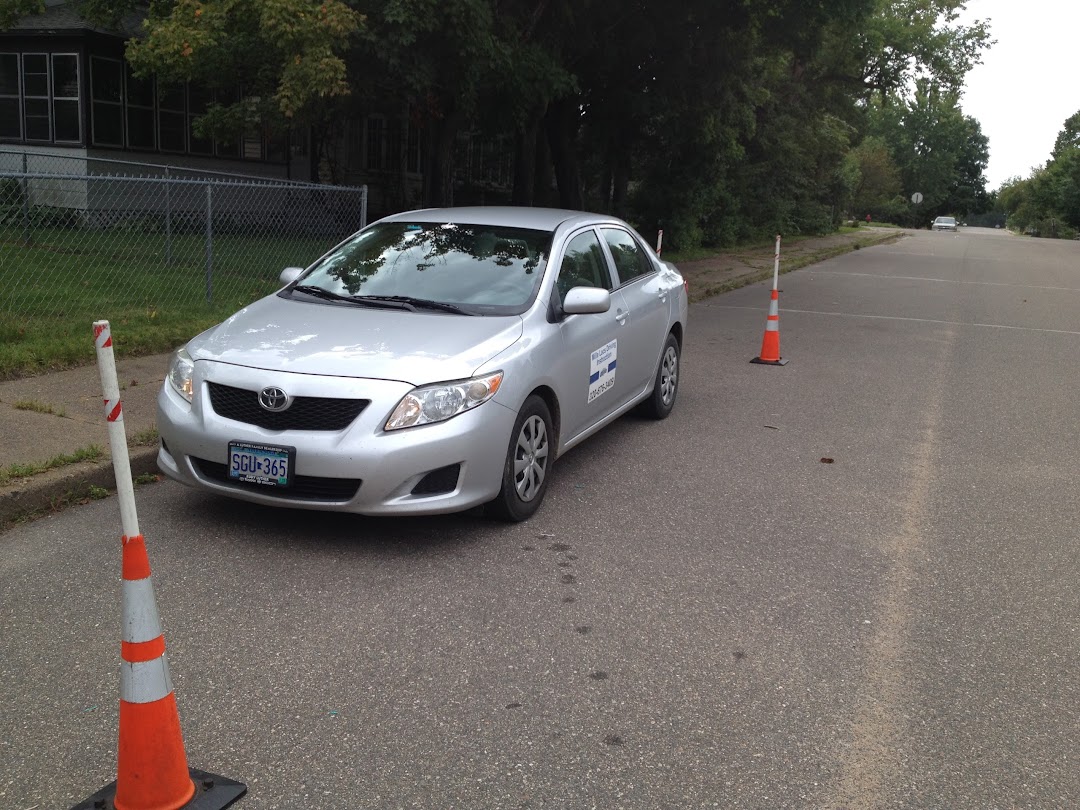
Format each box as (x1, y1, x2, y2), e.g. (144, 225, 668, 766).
(688, 231, 902, 303)
(0, 444, 105, 486)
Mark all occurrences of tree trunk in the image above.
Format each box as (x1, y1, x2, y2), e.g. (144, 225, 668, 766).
(422, 105, 461, 208)
(598, 160, 613, 213)
(545, 99, 583, 210)
(533, 130, 554, 207)
(612, 153, 631, 219)
(512, 121, 538, 206)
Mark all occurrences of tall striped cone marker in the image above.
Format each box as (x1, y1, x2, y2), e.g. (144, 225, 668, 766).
(751, 234, 789, 366)
(72, 321, 245, 810)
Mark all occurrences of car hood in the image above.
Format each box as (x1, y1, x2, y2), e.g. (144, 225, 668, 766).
(188, 294, 524, 385)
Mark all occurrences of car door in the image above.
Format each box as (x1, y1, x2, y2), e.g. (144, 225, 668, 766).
(600, 227, 670, 400)
(549, 227, 632, 442)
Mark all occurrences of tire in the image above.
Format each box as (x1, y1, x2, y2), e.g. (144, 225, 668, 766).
(641, 332, 680, 420)
(485, 395, 554, 522)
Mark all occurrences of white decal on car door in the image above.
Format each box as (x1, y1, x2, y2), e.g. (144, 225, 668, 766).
(587, 339, 617, 403)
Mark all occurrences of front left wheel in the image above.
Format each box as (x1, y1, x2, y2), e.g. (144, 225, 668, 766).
(485, 395, 553, 522)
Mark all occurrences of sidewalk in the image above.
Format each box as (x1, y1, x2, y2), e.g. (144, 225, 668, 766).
(0, 352, 167, 524)
(0, 226, 905, 526)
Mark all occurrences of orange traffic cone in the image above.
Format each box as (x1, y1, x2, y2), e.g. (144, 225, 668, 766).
(750, 288, 788, 365)
(751, 234, 789, 366)
(114, 533, 194, 810)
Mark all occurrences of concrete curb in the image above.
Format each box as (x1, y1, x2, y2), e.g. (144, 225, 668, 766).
(0, 446, 160, 527)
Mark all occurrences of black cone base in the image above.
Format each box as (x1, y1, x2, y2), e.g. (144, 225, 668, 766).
(750, 357, 789, 365)
(70, 768, 247, 810)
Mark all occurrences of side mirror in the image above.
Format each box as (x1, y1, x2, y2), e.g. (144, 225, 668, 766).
(280, 267, 304, 285)
(562, 287, 611, 315)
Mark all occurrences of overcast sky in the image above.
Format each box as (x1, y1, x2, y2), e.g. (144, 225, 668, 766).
(958, 0, 1080, 190)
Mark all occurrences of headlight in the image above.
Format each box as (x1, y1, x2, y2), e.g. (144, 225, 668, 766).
(167, 348, 195, 403)
(385, 371, 504, 430)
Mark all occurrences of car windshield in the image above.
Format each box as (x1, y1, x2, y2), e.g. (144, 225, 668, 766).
(937, 217, 956, 224)
(290, 221, 553, 315)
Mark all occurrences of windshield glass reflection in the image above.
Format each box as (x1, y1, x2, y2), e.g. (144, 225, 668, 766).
(295, 222, 553, 315)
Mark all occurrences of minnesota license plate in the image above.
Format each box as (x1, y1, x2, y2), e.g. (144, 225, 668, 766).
(228, 442, 294, 487)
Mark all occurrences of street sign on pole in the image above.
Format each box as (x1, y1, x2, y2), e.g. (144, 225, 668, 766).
(911, 192, 924, 204)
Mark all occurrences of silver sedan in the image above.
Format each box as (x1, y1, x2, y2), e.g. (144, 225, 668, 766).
(156, 207, 688, 521)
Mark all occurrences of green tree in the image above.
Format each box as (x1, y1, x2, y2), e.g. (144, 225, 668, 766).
(845, 136, 903, 219)
(857, 0, 992, 99)
(0, 0, 41, 29)
(1051, 110, 1080, 159)
(127, 1, 362, 122)
(867, 80, 988, 223)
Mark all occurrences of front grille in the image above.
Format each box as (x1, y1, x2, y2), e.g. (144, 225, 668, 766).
(191, 457, 361, 502)
(207, 382, 368, 431)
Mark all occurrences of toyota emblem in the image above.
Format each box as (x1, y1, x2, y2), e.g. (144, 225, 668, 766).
(258, 387, 291, 412)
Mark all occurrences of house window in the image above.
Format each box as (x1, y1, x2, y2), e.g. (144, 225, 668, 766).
(0, 53, 20, 139)
(51, 54, 80, 142)
(125, 65, 154, 150)
(22, 53, 50, 141)
(158, 84, 185, 152)
(91, 55, 123, 147)
(1, 51, 82, 144)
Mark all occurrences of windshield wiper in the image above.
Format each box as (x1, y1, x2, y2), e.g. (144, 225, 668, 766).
(353, 295, 475, 315)
(292, 286, 414, 311)
(292, 286, 474, 314)
(291, 285, 355, 303)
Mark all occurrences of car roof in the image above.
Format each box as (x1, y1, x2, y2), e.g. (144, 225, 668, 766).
(379, 206, 626, 232)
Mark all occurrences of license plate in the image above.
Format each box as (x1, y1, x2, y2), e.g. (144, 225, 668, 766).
(228, 442, 295, 487)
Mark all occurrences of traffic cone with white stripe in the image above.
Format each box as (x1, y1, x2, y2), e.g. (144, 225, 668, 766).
(71, 321, 245, 810)
(114, 533, 194, 810)
(751, 234, 789, 366)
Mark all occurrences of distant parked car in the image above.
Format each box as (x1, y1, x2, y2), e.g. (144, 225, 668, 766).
(932, 216, 958, 232)
(156, 207, 689, 521)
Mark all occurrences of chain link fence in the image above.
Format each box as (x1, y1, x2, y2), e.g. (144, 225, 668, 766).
(0, 149, 368, 321)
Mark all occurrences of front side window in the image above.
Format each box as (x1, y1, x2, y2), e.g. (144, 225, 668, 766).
(602, 227, 655, 286)
(555, 230, 612, 300)
(292, 222, 553, 315)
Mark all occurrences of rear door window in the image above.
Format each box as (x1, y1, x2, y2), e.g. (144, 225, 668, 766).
(601, 228, 655, 286)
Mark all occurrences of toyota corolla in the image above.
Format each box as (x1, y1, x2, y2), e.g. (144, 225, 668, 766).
(156, 207, 688, 521)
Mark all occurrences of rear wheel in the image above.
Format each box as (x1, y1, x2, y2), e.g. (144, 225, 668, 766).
(641, 333, 680, 420)
(485, 395, 553, 522)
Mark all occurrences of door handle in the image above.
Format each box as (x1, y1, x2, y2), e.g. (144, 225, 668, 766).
(615, 308, 627, 325)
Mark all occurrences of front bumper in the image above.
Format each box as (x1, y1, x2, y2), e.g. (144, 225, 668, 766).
(156, 361, 516, 515)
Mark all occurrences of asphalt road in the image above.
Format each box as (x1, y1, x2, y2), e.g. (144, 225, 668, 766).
(3, 227, 1079, 809)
